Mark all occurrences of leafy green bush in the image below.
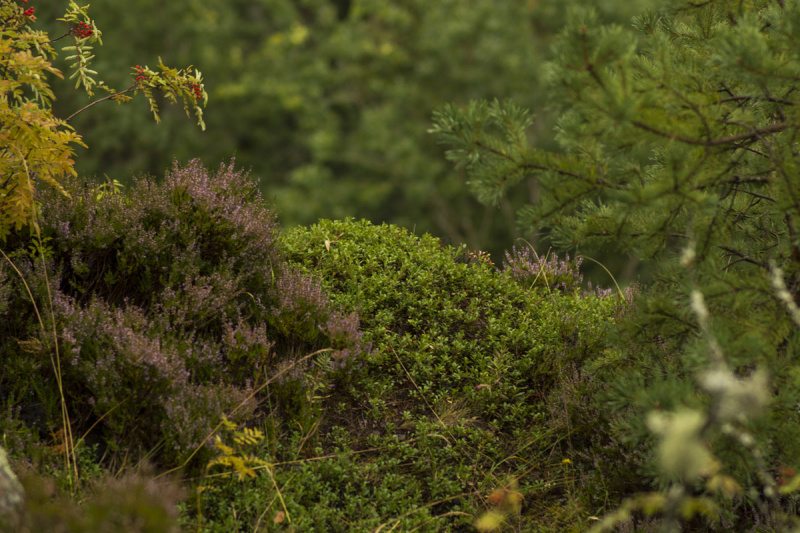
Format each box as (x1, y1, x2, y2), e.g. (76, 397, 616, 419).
(178, 218, 625, 531)
(282, 219, 620, 425)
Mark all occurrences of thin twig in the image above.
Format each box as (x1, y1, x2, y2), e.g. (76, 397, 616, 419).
(66, 85, 137, 121)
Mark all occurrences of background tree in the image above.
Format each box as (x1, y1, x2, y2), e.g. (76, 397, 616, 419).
(33, 0, 658, 273)
(432, 0, 800, 529)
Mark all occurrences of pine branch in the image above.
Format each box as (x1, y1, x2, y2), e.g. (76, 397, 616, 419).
(631, 120, 794, 147)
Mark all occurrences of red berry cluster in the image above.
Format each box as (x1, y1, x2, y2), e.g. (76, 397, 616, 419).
(74, 21, 94, 39)
(134, 65, 149, 83)
(22, 0, 34, 17)
(189, 83, 202, 99)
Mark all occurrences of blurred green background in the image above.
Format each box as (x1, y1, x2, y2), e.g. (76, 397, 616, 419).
(39, 0, 659, 281)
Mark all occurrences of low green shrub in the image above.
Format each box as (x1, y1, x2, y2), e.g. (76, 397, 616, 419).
(178, 218, 626, 531)
(282, 219, 623, 426)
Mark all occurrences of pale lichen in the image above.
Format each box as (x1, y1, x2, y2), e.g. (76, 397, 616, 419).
(0, 445, 24, 530)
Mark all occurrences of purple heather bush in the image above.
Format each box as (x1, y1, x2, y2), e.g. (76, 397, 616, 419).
(321, 311, 368, 370)
(55, 293, 257, 460)
(500, 245, 621, 299)
(585, 280, 616, 299)
(500, 245, 585, 294)
(0, 159, 369, 468)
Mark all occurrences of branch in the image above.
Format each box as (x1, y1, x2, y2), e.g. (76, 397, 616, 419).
(726, 187, 776, 203)
(631, 120, 794, 147)
(521, 163, 628, 190)
(48, 31, 73, 43)
(718, 95, 795, 106)
(717, 245, 766, 268)
(65, 85, 136, 121)
(474, 141, 628, 190)
(726, 175, 772, 184)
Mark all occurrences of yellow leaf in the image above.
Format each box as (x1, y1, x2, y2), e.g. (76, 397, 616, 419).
(706, 474, 741, 497)
(474, 511, 505, 532)
(212, 440, 235, 456)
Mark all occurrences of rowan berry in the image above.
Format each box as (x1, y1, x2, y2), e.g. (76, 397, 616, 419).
(189, 83, 202, 99)
(74, 21, 94, 39)
(134, 66, 149, 83)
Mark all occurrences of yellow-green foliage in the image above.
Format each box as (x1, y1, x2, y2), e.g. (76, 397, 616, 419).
(204, 417, 268, 482)
(0, 1, 83, 239)
(0, 0, 207, 241)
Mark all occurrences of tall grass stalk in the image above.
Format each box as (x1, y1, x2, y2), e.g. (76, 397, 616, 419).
(0, 224, 78, 489)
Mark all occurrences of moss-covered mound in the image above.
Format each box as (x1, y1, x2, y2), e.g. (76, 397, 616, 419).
(282, 218, 618, 429)
(184, 218, 624, 532)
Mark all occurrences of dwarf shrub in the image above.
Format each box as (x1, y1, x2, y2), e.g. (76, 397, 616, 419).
(283, 219, 559, 425)
(177, 218, 624, 531)
(0, 160, 368, 468)
(282, 220, 624, 416)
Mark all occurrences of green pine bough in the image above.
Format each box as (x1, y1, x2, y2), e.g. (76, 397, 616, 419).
(432, 1, 800, 531)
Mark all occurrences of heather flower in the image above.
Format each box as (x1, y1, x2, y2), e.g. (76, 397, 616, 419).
(499, 245, 584, 294)
(583, 280, 615, 299)
(56, 294, 256, 462)
(500, 246, 626, 299)
(321, 312, 371, 369)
